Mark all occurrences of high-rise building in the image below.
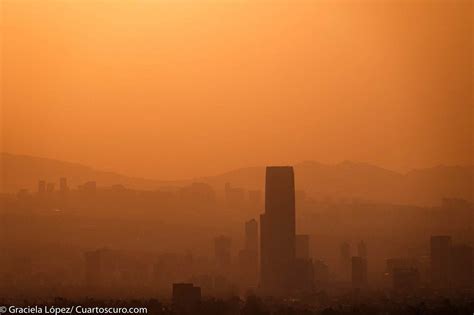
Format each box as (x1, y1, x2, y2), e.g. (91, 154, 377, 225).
(260, 166, 295, 296)
(245, 219, 258, 252)
(296, 234, 310, 260)
(430, 235, 452, 288)
(352, 256, 368, 288)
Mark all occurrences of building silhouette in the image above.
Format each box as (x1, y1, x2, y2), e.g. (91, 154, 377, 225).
(260, 166, 295, 296)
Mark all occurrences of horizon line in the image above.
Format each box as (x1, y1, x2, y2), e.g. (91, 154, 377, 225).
(1, 151, 472, 183)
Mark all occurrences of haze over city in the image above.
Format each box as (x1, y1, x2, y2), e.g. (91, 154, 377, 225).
(2, 0, 472, 180)
(0, 1, 473, 315)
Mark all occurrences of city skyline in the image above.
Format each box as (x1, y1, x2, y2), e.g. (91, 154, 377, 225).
(1, 166, 472, 306)
(2, 150, 473, 182)
(2, 151, 472, 208)
(1, 0, 472, 313)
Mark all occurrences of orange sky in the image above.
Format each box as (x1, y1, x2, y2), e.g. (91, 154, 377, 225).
(1, 0, 472, 180)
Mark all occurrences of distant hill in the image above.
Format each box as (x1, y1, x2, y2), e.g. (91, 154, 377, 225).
(1, 152, 472, 206)
(197, 161, 473, 206)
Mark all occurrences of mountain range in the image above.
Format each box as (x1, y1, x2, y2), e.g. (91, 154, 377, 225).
(1, 152, 472, 206)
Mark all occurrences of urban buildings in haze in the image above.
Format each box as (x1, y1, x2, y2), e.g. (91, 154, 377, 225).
(2, 165, 473, 312)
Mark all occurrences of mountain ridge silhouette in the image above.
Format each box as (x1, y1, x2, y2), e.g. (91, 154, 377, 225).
(1, 152, 472, 206)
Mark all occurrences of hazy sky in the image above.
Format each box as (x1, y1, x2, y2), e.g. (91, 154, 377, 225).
(1, 0, 472, 180)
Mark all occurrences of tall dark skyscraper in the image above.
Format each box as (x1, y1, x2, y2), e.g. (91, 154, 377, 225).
(260, 166, 296, 296)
